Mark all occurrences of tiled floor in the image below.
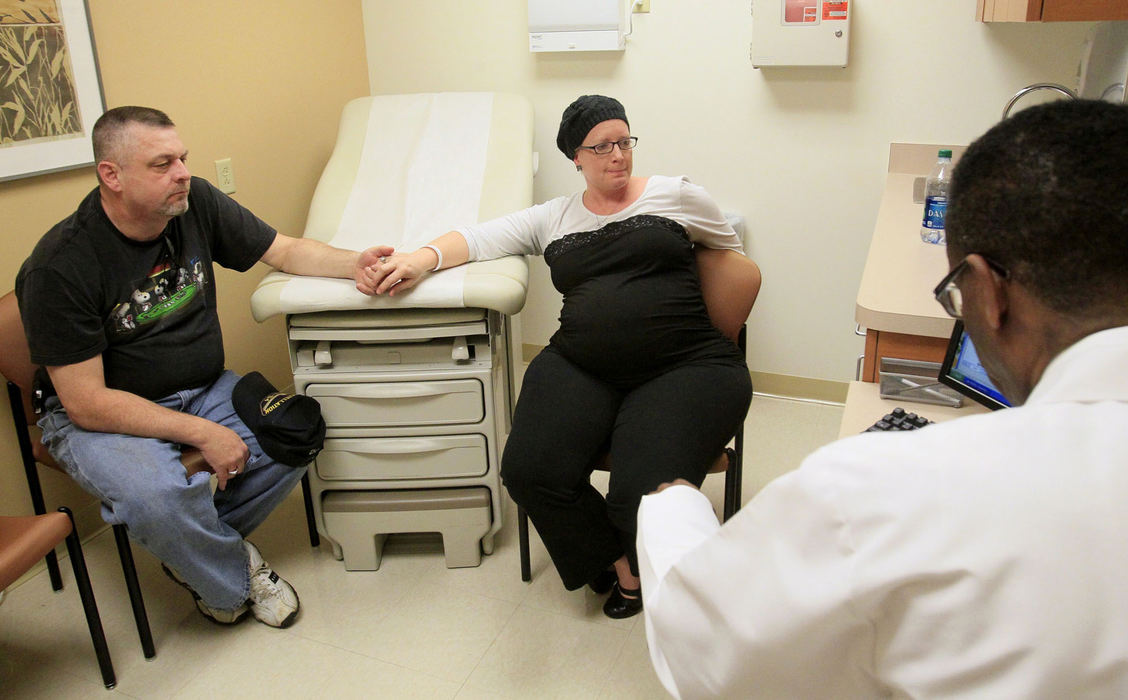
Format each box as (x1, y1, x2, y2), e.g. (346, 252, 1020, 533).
(0, 394, 843, 699)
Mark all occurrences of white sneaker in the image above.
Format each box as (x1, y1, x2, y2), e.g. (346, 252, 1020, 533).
(162, 563, 249, 625)
(244, 541, 300, 628)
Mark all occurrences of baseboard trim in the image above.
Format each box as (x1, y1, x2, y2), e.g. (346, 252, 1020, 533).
(749, 371, 847, 404)
(520, 344, 847, 404)
(521, 343, 543, 364)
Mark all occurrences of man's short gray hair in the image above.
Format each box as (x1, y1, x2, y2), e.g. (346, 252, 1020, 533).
(92, 106, 175, 181)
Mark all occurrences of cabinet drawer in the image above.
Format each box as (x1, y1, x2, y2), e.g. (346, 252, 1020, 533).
(861, 330, 948, 383)
(307, 379, 484, 427)
(316, 434, 488, 481)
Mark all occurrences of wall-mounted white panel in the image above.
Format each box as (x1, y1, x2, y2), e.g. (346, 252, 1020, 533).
(529, 0, 626, 52)
(751, 0, 850, 67)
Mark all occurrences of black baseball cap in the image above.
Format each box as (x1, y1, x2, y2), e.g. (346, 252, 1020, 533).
(232, 372, 326, 467)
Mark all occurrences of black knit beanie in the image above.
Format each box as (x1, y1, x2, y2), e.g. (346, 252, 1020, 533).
(556, 95, 629, 158)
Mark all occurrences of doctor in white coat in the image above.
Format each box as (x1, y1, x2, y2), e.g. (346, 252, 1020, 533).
(637, 99, 1128, 699)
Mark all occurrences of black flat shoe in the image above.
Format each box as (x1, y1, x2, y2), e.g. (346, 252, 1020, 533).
(603, 582, 643, 619)
(588, 569, 617, 595)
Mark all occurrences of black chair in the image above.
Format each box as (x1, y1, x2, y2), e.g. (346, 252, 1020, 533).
(1, 507, 117, 688)
(0, 290, 320, 657)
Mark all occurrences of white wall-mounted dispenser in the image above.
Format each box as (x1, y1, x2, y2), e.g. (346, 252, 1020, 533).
(751, 0, 850, 68)
(1079, 22, 1128, 103)
(529, 0, 627, 52)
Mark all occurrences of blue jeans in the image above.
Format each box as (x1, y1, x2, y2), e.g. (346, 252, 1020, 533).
(38, 370, 306, 611)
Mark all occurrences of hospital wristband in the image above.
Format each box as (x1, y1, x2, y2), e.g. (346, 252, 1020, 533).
(422, 244, 443, 272)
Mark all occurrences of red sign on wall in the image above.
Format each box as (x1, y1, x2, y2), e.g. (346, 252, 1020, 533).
(824, 1, 848, 20)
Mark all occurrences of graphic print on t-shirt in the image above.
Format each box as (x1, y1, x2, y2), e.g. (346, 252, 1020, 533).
(110, 255, 207, 334)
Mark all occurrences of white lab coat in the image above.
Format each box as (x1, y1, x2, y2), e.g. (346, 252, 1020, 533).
(638, 325, 1128, 699)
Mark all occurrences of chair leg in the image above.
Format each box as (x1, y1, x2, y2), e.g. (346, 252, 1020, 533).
(300, 472, 319, 547)
(25, 462, 62, 591)
(43, 549, 63, 592)
(60, 508, 116, 689)
(113, 524, 156, 659)
(722, 325, 748, 521)
(723, 425, 745, 522)
(8, 381, 63, 591)
(517, 505, 531, 582)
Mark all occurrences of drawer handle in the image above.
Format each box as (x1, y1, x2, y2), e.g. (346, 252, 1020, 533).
(314, 340, 333, 367)
(329, 438, 468, 455)
(452, 335, 470, 361)
(323, 383, 470, 400)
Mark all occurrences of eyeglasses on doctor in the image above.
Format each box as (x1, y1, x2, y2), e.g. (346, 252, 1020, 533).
(576, 137, 638, 156)
(932, 255, 1010, 319)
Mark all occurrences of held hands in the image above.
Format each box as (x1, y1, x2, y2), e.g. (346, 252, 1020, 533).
(354, 245, 437, 297)
(354, 245, 396, 295)
(198, 422, 250, 492)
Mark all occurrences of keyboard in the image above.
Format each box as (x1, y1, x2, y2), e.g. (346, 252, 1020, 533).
(863, 406, 934, 433)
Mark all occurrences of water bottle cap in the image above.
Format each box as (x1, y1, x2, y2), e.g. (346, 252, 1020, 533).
(938, 149, 953, 158)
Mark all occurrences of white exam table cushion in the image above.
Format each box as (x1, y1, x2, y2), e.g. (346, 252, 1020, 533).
(251, 92, 533, 322)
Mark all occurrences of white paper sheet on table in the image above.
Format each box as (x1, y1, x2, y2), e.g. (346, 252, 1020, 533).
(276, 93, 495, 310)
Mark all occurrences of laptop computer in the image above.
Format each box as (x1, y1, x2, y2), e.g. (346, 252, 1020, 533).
(937, 320, 1011, 411)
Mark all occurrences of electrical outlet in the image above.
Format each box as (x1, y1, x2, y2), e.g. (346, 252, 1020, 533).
(633, 0, 650, 12)
(215, 158, 236, 194)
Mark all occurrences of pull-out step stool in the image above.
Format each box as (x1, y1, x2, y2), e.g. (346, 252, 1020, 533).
(322, 487, 492, 570)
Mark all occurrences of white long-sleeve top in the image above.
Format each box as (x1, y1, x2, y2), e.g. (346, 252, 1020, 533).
(456, 175, 743, 260)
(638, 325, 1128, 699)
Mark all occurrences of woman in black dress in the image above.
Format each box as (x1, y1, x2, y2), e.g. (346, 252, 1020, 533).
(359, 95, 758, 618)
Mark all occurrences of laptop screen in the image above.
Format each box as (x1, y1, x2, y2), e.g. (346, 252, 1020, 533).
(938, 321, 1012, 410)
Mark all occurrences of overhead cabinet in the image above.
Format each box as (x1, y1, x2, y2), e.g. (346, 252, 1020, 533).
(978, 0, 1128, 21)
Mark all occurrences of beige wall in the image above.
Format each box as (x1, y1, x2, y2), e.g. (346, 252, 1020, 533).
(361, 0, 1095, 384)
(0, 1, 368, 524)
(0, 0, 1101, 526)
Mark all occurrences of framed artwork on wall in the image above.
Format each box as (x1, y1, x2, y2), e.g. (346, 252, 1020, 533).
(0, 0, 104, 182)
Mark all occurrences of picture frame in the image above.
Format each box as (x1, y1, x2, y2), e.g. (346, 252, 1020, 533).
(0, 0, 104, 182)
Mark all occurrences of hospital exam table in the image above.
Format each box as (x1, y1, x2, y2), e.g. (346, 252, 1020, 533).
(251, 92, 534, 570)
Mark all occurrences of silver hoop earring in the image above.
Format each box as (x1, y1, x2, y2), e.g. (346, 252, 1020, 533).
(576, 164, 582, 172)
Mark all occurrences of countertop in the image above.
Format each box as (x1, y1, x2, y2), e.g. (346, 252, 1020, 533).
(855, 143, 967, 339)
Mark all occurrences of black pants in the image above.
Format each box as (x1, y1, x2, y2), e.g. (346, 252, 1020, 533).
(502, 346, 752, 590)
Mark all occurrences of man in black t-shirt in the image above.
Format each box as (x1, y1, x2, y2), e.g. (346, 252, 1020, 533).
(16, 106, 391, 628)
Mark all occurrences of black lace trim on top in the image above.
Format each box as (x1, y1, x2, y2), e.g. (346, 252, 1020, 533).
(543, 214, 689, 264)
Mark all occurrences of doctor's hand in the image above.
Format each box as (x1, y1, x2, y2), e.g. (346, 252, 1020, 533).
(650, 478, 698, 495)
(354, 245, 397, 295)
(362, 247, 438, 297)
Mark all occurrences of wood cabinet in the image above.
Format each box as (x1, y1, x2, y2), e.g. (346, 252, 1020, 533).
(859, 329, 949, 383)
(978, 0, 1128, 22)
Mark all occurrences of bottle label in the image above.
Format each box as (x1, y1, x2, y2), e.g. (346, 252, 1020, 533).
(921, 195, 947, 243)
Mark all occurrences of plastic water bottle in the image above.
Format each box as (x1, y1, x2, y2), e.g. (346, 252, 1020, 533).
(920, 149, 952, 244)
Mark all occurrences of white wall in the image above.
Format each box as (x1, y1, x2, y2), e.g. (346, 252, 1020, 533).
(361, 0, 1094, 383)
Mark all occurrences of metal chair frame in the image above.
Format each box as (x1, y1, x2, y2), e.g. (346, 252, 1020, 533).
(0, 507, 117, 688)
(1, 290, 320, 659)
